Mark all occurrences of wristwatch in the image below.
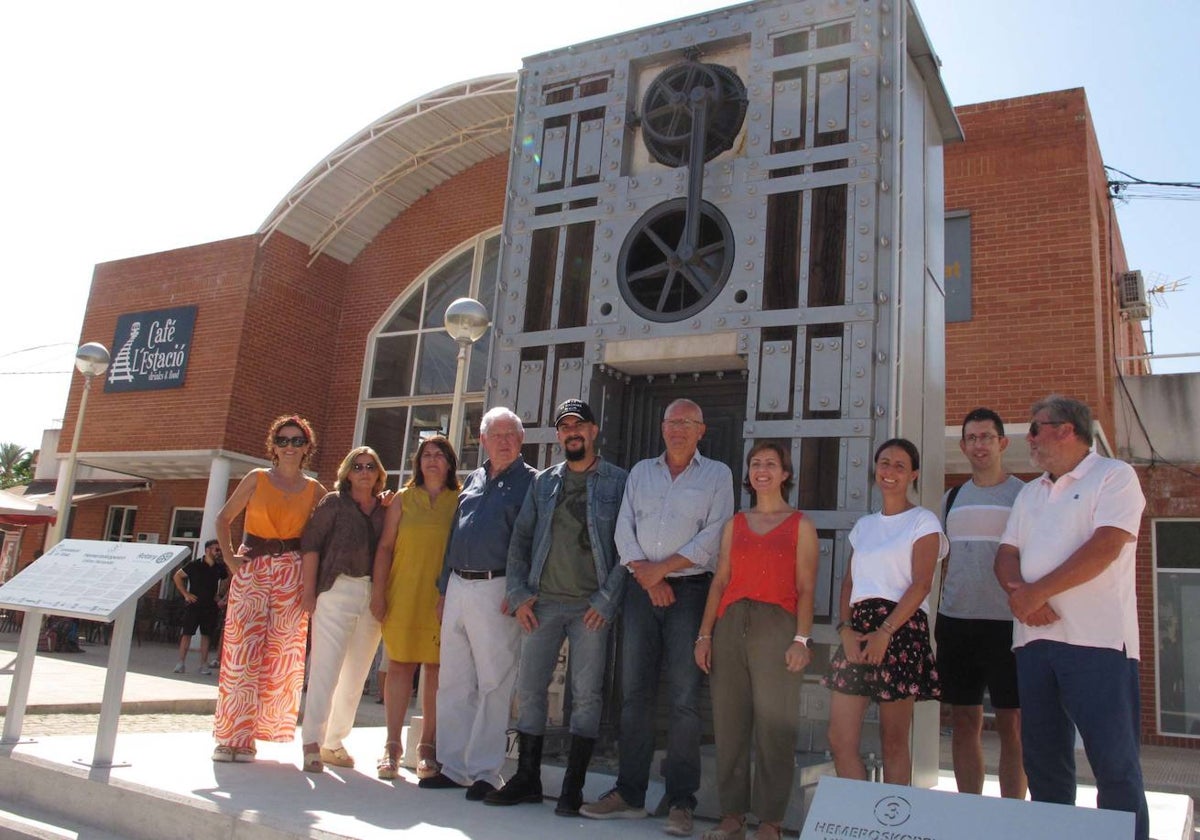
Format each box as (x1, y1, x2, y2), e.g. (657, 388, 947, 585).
(792, 634, 811, 646)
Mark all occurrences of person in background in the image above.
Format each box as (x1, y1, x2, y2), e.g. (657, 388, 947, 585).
(212, 414, 324, 763)
(695, 441, 819, 840)
(936, 408, 1026, 798)
(298, 446, 389, 773)
(172, 539, 228, 675)
(825, 438, 946, 785)
(371, 436, 461, 781)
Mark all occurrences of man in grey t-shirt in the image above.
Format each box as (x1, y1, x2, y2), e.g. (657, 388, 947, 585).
(935, 408, 1026, 799)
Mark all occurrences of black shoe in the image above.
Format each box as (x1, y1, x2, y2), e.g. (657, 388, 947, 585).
(418, 772, 466, 790)
(554, 734, 595, 816)
(483, 732, 544, 806)
(465, 780, 496, 801)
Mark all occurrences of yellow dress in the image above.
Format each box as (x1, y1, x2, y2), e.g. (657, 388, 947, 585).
(381, 484, 459, 663)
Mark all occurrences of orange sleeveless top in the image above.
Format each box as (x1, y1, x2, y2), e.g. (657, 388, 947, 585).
(243, 471, 321, 539)
(716, 510, 802, 618)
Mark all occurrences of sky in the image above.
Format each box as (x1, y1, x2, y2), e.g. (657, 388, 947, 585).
(1, 0, 1196, 453)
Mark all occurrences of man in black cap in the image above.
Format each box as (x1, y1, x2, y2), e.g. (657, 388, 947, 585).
(484, 399, 629, 815)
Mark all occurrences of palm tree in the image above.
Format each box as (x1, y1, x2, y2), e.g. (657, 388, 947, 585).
(0, 443, 30, 488)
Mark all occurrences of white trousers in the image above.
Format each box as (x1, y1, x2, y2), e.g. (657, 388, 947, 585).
(301, 575, 381, 749)
(436, 573, 521, 787)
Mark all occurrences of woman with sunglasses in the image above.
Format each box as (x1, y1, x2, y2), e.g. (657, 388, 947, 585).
(370, 435, 461, 780)
(694, 441, 819, 840)
(297, 446, 390, 773)
(212, 415, 325, 763)
(825, 438, 947, 785)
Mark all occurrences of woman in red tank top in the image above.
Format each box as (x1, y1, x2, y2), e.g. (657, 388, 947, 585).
(694, 441, 819, 840)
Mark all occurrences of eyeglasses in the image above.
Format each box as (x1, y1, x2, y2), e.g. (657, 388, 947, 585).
(963, 433, 999, 445)
(1028, 420, 1068, 437)
(663, 419, 703, 429)
(274, 435, 309, 448)
(351, 462, 378, 472)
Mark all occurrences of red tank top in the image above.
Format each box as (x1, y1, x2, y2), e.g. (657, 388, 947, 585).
(716, 510, 802, 618)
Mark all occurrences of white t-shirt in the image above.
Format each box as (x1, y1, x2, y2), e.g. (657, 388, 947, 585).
(999, 452, 1145, 658)
(848, 506, 949, 612)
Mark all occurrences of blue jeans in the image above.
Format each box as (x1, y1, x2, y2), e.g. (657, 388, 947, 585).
(616, 574, 710, 810)
(514, 599, 610, 738)
(1016, 640, 1148, 840)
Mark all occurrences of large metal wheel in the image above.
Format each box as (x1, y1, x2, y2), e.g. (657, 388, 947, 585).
(618, 198, 735, 322)
(640, 61, 747, 167)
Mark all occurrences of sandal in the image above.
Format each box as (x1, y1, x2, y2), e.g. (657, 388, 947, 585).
(302, 742, 324, 774)
(212, 744, 235, 763)
(754, 822, 781, 840)
(701, 816, 746, 840)
(416, 742, 441, 780)
(320, 746, 355, 768)
(377, 741, 402, 780)
(233, 746, 257, 763)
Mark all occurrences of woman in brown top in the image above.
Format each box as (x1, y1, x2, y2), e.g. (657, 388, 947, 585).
(298, 446, 390, 773)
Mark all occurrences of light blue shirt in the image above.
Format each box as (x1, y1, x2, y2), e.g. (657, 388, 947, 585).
(614, 451, 734, 576)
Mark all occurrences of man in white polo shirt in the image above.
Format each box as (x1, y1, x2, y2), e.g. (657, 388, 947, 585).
(995, 395, 1147, 840)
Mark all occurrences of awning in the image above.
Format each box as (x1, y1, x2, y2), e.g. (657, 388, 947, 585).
(21, 479, 152, 509)
(0, 488, 57, 525)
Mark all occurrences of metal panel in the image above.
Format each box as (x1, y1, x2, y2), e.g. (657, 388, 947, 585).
(575, 118, 604, 180)
(817, 69, 848, 134)
(807, 336, 843, 413)
(814, 537, 834, 618)
(772, 78, 804, 144)
(539, 125, 568, 185)
(555, 357, 585, 405)
(944, 214, 972, 322)
(516, 360, 546, 424)
(757, 340, 793, 414)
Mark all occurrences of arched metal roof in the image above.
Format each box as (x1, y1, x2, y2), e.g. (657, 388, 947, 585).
(259, 73, 519, 266)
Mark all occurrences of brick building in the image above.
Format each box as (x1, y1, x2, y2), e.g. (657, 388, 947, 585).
(6, 72, 1194, 748)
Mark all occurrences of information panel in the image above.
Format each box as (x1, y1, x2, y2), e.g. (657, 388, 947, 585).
(801, 776, 1133, 840)
(0, 540, 189, 621)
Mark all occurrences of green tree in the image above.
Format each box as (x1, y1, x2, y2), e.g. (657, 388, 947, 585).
(0, 443, 33, 489)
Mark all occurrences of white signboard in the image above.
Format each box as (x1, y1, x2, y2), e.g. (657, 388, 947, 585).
(801, 776, 1133, 840)
(0, 539, 188, 621)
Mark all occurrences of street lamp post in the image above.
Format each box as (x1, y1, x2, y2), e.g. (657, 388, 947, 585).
(49, 342, 111, 547)
(442, 297, 489, 454)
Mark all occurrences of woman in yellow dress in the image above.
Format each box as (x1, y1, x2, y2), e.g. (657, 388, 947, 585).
(370, 435, 460, 780)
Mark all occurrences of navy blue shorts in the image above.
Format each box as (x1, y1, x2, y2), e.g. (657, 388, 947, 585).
(934, 614, 1019, 708)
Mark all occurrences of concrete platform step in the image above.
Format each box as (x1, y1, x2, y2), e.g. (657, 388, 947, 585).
(0, 798, 130, 840)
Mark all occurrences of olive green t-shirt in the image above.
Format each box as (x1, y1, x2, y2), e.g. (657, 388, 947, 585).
(539, 466, 598, 601)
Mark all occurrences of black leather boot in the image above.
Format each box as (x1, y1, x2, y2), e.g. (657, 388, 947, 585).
(484, 732, 544, 806)
(554, 735, 595, 816)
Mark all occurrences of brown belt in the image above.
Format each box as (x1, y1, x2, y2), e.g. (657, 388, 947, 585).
(243, 534, 302, 557)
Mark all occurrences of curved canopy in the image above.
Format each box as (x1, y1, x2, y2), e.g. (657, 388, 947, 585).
(260, 73, 518, 266)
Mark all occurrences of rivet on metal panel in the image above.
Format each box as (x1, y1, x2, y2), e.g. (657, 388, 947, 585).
(602, 253, 611, 262)
(853, 398, 864, 408)
(862, 41, 872, 51)
(642, 324, 651, 333)
(708, 27, 717, 37)
(748, 209, 757, 219)
(775, 82, 785, 93)
(741, 315, 750, 325)
(879, 236, 890, 247)
(717, 317, 726, 326)
(881, 75, 891, 87)
(722, 187, 730, 196)
(746, 235, 756, 245)
(851, 456, 862, 467)
(504, 338, 513, 346)
(856, 339, 866, 349)
(630, 178, 639, 188)
(813, 341, 824, 351)
(743, 261, 754, 271)
(600, 277, 609, 287)
(652, 175, 661, 185)
(512, 268, 521, 277)
(881, 3, 891, 11)
(881, 27, 890, 38)
(819, 397, 829, 407)
(855, 367, 864, 378)
(858, 252, 868, 263)
(618, 325, 626, 334)
(877, 292, 889, 304)
(857, 307, 867, 316)
(764, 345, 774, 355)
(782, 127, 793, 137)
(859, 66, 870, 77)
(859, 197, 869, 206)
(850, 490, 861, 499)
(858, 224, 868, 235)
(693, 372, 701, 381)
(626, 201, 635, 210)
(501, 388, 510, 397)
(603, 227, 613, 238)
(605, 204, 614, 213)
(662, 39, 671, 48)
(863, 22, 872, 33)
(749, 135, 759, 146)
(692, 319, 702, 329)
(507, 315, 516, 325)
(510, 290, 519, 299)
(516, 220, 526, 230)
(879, 180, 890, 192)
(609, 162, 619, 170)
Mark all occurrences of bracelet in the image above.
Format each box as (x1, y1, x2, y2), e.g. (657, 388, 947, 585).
(695, 634, 712, 644)
(835, 621, 848, 632)
(792, 634, 811, 646)
(880, 619, 897, 635)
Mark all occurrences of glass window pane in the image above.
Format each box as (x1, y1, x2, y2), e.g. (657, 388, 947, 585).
(478, 235, 500, 312)
(371, 334, 417, 398)
(458, 403, 484, 469)
(1156, 520, 1200, 570)
(409, 405, 452, 462)
(466, 337, 490, 391)
(171, 509, 203, 540)
(416, 331, 460, 395)
(383, 290, 424, 333)
(363, 406, 409, 473)
(424, 249, 474, 329)
(1156, 571, 1200, 737)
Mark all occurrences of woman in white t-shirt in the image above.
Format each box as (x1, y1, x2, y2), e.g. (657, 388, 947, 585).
(824, 438, 947, 785)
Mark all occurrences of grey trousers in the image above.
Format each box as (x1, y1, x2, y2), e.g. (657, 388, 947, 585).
(710, 599, 803, 821)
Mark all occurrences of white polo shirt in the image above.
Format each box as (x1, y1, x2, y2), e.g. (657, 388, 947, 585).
(999, 452, 1145, 657)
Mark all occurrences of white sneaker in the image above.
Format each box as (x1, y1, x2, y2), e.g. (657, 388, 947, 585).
(198, 666, 213, 676)
(173, 663, 185, 674)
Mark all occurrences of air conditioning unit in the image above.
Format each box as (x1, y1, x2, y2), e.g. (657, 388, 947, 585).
(135, 532, 160, 544)
(1118, 270, 1150, 321)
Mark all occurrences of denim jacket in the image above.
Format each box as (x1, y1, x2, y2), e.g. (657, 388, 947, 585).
(506, 458, 629, 622)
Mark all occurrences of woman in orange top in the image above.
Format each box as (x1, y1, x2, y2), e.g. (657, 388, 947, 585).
(694, 441, 819, 840)
(212, 414, 324, 762)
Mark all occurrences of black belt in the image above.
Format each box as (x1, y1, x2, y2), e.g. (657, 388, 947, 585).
(243, 534, 302, 557)
(668, 573, 714, 584)
(454, 568, 504, 581)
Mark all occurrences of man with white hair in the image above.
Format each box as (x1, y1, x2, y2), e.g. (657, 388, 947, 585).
(420, 407, 536, 801)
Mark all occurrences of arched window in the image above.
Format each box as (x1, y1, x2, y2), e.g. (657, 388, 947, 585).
(358, 231, 499, 486)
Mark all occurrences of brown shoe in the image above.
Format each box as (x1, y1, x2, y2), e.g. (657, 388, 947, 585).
(320, 746, 355, 768)
(579, 789, 648, 820)
(664, 806, 694, 836)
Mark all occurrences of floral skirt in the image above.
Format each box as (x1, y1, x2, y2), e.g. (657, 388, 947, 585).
(822, 598, 940, 702)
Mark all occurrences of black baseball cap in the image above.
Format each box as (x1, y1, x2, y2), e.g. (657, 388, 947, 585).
(554, 399, 595, 426)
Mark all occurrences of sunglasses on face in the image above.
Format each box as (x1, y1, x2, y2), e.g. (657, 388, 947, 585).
(274, 435, 309, 448)
(1028, 420, 1067, 437)
(351, 462, 378, 472)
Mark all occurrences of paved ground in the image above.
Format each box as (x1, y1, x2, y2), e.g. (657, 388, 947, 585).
(1, 631, 1196, 838)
